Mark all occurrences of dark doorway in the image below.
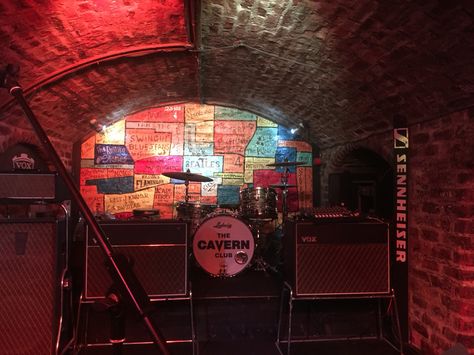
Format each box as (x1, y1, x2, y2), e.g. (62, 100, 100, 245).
(328, 148, 393, 219)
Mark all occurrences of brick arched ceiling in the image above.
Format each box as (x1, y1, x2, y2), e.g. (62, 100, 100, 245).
(0, 0, 473, 149)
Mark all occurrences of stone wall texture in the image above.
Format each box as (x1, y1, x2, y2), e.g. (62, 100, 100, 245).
(320, 109, 474, 354)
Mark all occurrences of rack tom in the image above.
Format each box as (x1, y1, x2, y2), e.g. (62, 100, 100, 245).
(176, 201, 216, 235)
(239, 187, 277, 220)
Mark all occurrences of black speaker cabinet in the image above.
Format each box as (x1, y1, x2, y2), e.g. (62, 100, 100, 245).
(84, 220, 188, 300)
(0, 219, 65, 355)
(283, 219, 390, 297)
(0, 173, 68, 202)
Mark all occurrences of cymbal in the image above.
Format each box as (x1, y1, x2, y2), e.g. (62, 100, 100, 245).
(270, 184, 297, 189)
(162, 171, 213, 182)
(266, 161, 305, 167)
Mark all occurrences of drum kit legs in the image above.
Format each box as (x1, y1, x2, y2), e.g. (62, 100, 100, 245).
(163, 159, 304, 278)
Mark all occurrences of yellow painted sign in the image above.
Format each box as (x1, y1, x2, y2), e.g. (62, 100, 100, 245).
(104, 187, 155, 214)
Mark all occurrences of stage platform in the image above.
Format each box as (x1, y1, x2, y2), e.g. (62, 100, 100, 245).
(75, 264, 406, 355)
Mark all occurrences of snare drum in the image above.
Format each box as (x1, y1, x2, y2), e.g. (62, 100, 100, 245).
(239, 187, 278, 220)
(193, 214, 255, 277)
(176, 201, 216, 234)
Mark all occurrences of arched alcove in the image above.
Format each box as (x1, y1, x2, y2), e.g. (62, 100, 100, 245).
(328, 147, 393, 219)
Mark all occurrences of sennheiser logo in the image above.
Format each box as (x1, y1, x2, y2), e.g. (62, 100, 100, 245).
(12, 153, 35, 170)
(394, 128, 409, 149)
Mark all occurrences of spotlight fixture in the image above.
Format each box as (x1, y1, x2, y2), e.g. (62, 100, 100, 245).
(89, 119, 105, 133)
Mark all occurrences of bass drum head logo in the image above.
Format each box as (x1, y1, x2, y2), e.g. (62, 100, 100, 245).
(193, 214, 254, 277)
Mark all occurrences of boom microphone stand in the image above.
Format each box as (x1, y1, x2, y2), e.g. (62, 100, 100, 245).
(0, 65, 170, 355)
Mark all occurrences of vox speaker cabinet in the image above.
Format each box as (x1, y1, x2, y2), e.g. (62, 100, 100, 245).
(283, 219, 390, 297)
(84, 220, 188, 300)
(0, 172, 69, 202)
(0, 218, 66, 355)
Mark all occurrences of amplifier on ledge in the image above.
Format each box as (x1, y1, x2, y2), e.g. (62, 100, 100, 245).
(84, 220, 188, 300)
(0, 172, 69, 202)
(283, 219, 390, 297)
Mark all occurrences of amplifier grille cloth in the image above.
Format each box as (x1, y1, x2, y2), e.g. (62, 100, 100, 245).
(297, 243, 388, 295)
(0, 223, 56, 355)
(86, 245, 187, 299)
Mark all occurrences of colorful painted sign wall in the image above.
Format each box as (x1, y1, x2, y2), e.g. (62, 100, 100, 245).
(80, 104, 313, 218)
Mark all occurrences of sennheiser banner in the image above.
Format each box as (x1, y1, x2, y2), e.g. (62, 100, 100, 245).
(393, 126, 409, 342)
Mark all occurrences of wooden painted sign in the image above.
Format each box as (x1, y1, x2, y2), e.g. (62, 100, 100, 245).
(134, 174, 170, 190)
(104, 187, 155, 214)
(297, 167, 313, 209)
(279, 140, 312, 152)
(201, 177, 222, 197)
(126, 121, 185, 155)
(87, 176, 134, 194)
(81, 185, 104, 215)
(126, 105, 184, 122)
(214, 121, 256, 155)
(245, 127, 278, 157)
(223, 154, 245, 173)
(183, 155, 223, 177)
(81, 136, 96, 159)
(125, 129, 172, 160)
(134, 156, 183, 175)
(215, 106, 256, 121)
(244, 157, 275, 183)
(185, 104, 214, 122)
(95, 144, 134, 165)
(80, 167, 133, 186)
(96, 120, 125, 145)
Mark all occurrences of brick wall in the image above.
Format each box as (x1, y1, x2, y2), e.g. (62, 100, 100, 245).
(321, 109, 474, 354)
(409, 110, 474, 354)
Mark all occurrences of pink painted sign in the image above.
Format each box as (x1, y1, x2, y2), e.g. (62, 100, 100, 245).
(297, 167, 313, 208)
(126, 105, 184, 122)
(278, 140, 312, 152)
(80, 168, 133, 186)
(214, 121, 256, 155)
(81, 136, 95, 159)
(134, 156, 183, 175)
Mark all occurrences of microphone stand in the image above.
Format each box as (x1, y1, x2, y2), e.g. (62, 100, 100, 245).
(1, 65, 170, 355)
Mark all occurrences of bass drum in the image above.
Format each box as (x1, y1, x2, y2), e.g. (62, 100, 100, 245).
(193, 214, 255, 277)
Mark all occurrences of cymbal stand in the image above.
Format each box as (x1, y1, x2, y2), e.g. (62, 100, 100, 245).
(250, 218, 277, 273)
(184, 169, 191, 203)
(280, 167, 290, 230)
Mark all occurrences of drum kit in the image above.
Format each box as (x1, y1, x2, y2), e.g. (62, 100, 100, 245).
(162, 160, 304, 278)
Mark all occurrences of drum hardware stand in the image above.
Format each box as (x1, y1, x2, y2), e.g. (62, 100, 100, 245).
(92, 291, 125, 355)
(267, 158, 303, 231)
(1, 65, 170, 355)
(250, 218, 279, 274)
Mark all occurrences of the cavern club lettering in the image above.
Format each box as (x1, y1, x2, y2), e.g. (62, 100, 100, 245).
(394, 127, 409, 264)
(196, 232, 251, 258)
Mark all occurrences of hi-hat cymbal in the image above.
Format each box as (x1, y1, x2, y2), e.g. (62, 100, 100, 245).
(162, 171, 213, 182)
(266, 161, 305, 167)
(270, 184, 297, 189)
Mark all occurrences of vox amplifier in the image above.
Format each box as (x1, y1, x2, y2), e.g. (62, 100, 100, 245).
(85, 220, 188, 300)
(0, 219, 66, 354)
(283, 219, 390, 297)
